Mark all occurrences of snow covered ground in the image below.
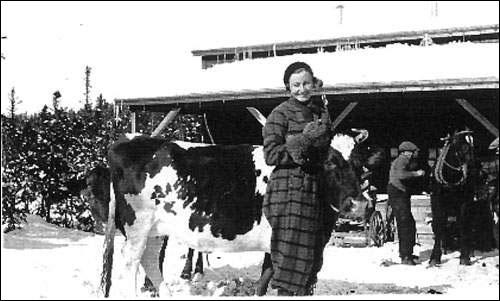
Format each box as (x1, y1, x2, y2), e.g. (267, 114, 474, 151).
(1, 215, 498, 299)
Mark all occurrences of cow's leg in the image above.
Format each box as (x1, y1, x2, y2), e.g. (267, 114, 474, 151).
(157, 238, 193, 296)
(192, 251, 204, 281)
(493, 200, 499, 249)
(180, 248, 194, 280)
(117, 212, 154, 297)
(458, 201, 473, 265)
(429, 196, 444, 266)
(140, 236, 166, 296)
(255, 252, 273, 296)
(159, 236, 169, 275)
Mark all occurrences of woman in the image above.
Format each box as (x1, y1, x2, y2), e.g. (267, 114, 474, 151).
(262, 61, 332, 296)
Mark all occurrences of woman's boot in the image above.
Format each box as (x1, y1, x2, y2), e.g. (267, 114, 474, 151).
(277, 288, 294, 296)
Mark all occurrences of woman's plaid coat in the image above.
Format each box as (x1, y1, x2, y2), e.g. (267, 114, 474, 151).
(262, 97, 331, 295)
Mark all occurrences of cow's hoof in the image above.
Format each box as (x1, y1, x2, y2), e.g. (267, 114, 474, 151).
(429, 259, 441, 266)
(159, 285, 173, 297)
(180, 272, 192, 280)
(254, 283, 268, 296)
(459, 257, 472, 265)
(149, 289, 160, 298)
(192, 272, 204, 282)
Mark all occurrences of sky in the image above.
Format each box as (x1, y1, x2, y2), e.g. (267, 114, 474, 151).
(1, 1, 499, 114)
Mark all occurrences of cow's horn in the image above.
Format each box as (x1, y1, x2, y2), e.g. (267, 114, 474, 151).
(351, 128, 369, 144)
(455, 130, 473, 136)
(330, 204, 340, 213)
(440, 133, 451, 141)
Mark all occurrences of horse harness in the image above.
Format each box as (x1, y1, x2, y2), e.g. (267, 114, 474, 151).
(434, 135, 472, 187)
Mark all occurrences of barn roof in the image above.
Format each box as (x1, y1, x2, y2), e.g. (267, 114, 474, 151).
(116, 41, 499, 111)
(191, 23, 499, 57)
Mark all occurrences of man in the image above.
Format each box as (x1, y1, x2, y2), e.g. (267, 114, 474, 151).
(388, 141, 425, 265)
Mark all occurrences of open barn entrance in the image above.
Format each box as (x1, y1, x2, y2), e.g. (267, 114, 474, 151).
(122, 80, 498, 194)
(183, 88, 498, 193)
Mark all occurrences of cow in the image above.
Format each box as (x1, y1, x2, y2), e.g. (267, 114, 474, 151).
(91, 133, 377, 297)
(82, 132, 383, 292)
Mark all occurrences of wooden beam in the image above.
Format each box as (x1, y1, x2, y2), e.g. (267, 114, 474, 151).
(131, 112, 136, 133)
(151, 108, 181, 137)
(455, 98, 498, 137)
(115, 77, 499, 108)
(246, 107, 267, 126)
(332, 102, 358, 130)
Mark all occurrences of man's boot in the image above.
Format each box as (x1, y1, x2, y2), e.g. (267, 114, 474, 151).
(401, 256, 417, 265)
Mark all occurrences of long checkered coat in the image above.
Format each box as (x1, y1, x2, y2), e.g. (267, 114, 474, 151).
(262, 97, 331, 295)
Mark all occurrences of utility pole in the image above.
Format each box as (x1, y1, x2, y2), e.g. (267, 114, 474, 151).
(431, 1, 439, 18)
(336, 4, 344, 25)
(1, 36, 6, 60)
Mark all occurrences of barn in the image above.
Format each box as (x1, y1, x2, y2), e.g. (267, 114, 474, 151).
(114, 23, 499, 193)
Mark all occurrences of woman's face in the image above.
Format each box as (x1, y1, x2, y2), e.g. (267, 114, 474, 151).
(288, 69, 314, 102)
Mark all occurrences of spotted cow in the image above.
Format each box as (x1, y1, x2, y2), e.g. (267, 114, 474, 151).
(93, 133, 370, 297)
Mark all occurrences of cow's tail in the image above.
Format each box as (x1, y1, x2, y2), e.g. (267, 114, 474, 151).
(99, 182, 116, 298)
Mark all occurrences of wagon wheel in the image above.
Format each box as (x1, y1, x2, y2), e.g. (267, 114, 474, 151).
(385, 204, 397, 242)
(369, 211, 386, 247)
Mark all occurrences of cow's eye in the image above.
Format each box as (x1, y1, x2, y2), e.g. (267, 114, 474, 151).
(325, 162, 336, 170)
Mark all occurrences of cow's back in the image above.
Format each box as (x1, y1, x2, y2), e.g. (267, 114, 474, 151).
(108, 136, 270, 251)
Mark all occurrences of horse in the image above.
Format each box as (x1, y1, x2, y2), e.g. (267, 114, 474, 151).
(429, 129, 479, 265)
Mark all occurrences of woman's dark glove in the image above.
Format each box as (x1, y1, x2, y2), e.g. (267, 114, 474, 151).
(303, 120, 331, 148)
(286, 120, 332, 165)
(286, 134, 310, 165)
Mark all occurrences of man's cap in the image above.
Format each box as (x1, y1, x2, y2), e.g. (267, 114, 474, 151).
(398, 141, 419, 152)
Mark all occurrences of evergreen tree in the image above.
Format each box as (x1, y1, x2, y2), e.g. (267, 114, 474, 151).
(8, 87, 22, 119)
(84, 66, 92, 111)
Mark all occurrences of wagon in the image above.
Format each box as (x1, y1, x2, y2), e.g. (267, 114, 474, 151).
(331, 193, 435, 248)
(330, 191, 396, 248)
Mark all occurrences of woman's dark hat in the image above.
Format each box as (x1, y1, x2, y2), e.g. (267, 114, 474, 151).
(283, 61, 314, 91)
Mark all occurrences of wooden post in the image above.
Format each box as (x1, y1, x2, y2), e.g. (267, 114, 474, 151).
(151, 108, 181, 137)
(131, 112, 136, 133)
(455, 98, 498, 137)
(332, 102, 358, 131)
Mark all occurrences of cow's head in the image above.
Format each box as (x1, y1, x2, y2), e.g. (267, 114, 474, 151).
(328, 131, 387, 221)
(81, 165, 110, 234)
(322, 147, 363, 220)
(334, 131, 385, 178)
